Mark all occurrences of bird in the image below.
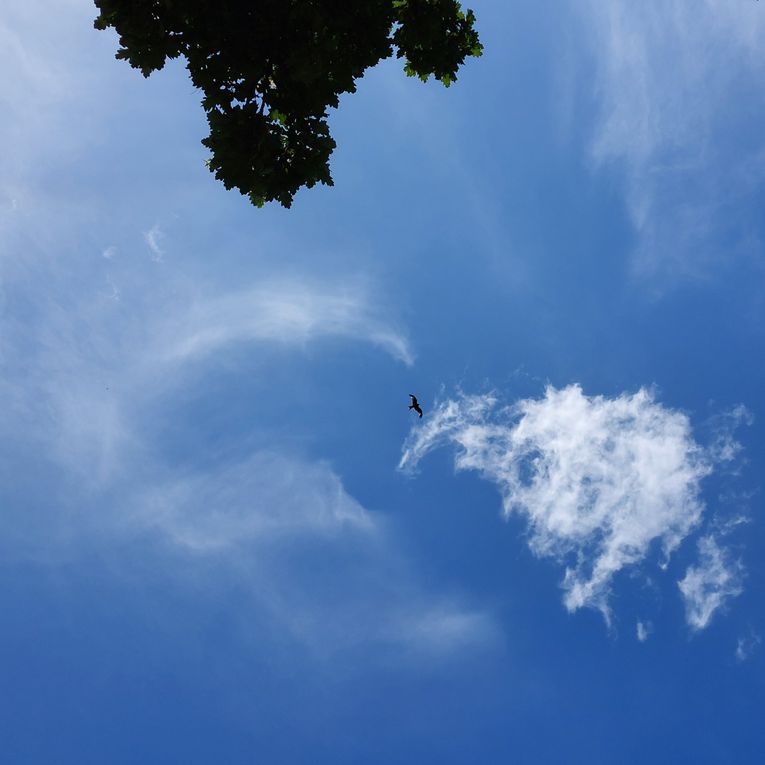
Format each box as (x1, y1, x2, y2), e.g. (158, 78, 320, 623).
(408, 394, 423, 418)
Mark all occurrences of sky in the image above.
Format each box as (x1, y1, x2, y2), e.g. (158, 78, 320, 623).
(1, 1, 764, 762)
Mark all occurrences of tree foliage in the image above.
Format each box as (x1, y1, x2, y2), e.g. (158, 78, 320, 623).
(94, 1, 482, 208)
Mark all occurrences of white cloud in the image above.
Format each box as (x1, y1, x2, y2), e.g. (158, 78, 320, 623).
(636, 620, 652, 642)
(678, 535, 744, 631)
(161, 280, 414, 366)
(706, 405, 754, 465)
(143, 223, 165, 261)
(0, 0, 108, 200)
(0, 236, 484, 660)
(578, 0, 765, 283)
(137, 452, 376, 552)
(0, 0, 480, 665)
(127, 451, 498, 657)
(400, 385, 731, 623)
(0, 257, 412, 488)
(735, 630, 761, 663)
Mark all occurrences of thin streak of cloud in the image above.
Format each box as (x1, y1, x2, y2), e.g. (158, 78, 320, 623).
(636, 621, 652, 642)
(143, 223, 164, 261)
(137, 452, 377, 552)
(161, 281, 414, 366)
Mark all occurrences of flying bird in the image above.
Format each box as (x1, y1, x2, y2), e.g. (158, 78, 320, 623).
(408, 394, 423, 418)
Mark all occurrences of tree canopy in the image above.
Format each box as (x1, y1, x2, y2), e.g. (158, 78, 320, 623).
(94, 1, 482, 208)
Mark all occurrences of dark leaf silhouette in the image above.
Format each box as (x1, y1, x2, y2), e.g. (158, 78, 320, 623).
(94, 1, 482, 208)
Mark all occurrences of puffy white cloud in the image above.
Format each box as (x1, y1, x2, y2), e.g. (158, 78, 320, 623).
(400, 384, 731, 623)
(678, 535, 744, 631)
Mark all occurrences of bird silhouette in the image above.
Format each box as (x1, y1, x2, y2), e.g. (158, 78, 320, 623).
(408, 394, 423, 418)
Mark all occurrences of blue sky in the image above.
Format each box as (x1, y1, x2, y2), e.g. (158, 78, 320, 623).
(1, 1, 764, 762)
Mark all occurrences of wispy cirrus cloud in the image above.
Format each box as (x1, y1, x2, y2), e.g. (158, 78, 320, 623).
(678, 535, 744, 631)
(162, 279, 414, 366)
(636, 621, 652, 642)
(578, 0, 765, 284)
(400, 384, 747, 627)
(735, 629, 761, 663)
(0, 0, 109, 216)
(143, 223, 165, 261)
(0, 250, 412, 486)
(136, 452, 377, 551)
(0, 235, 484, 660)
(0, 0, 489, 670)
(0, 0, 424, 652)
(126, 451, 498, 657)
